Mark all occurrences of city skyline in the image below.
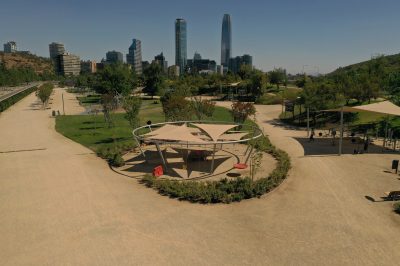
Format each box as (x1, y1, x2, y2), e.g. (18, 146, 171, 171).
(1, 0, 400, 74)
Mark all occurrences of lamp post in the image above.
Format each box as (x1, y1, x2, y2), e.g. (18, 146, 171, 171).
(306, 106, 310, 137)
(338, 105, 344, 156)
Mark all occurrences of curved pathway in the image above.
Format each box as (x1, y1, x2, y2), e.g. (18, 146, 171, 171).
(0, 91, 399, 265)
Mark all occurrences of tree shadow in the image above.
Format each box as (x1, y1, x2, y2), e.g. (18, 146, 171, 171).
(94, 137, 127, 144)
(293, 137, 398, 156)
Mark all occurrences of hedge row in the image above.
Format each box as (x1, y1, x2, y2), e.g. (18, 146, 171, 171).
(141, 136, 291, 204)
(0, 86, 38, 113)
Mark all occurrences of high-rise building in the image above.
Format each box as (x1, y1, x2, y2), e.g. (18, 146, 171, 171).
(153, 52, 168, 73)
(228, 54, 253, 74)
(126, 39, 142, 75)
(81, 60, 97, 74)
(3, 41, 17, 53)
(49, 42, 65, 75)
(106, 50, 123, 64)
(175, 18, 187, 75)
(59, 53, 81, 76)
(221, 14, 232, 68)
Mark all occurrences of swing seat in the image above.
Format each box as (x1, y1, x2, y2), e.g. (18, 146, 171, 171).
(234, 163, 248, 169)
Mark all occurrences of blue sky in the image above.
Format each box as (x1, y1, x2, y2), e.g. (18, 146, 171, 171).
(1, 0, 399, 74)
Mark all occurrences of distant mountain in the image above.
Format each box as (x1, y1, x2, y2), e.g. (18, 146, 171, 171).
(328, 53, 400, 76)
(0, 52, 53, 74)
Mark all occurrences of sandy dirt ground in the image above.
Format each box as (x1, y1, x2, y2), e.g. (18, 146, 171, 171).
(0, 90, 400, 265)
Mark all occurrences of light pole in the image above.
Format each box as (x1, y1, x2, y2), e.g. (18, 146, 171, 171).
(338, 105, 344, 156)
(306, 106, 310, 137)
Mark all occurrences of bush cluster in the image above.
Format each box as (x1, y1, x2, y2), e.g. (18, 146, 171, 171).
(97, 144, 132, 167)
(394, 202, 400, 214)
(141, 136, 291, 204)
(0, 86, 37, 113)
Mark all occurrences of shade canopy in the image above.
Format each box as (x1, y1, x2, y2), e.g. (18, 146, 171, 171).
(325, 101, 400, 116)
(191, 123, 237, 141)
(218, 132, 248, 141)
(143, 124, 181, 136)
(146, 124, 206, 143)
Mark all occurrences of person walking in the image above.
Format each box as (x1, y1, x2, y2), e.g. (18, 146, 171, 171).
(309, 128, 315, 142)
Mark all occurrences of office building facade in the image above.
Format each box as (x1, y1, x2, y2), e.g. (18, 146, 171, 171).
(49, 42, 65, 75)
(153, 52, 168, 73)
(221, 14, 232, 67)
(187, 52, 216, 73)
(228, 54, 253, 74)
(106, 50, 123, 64)
(175, 18, 187, 74)
(168, 65, 180, 77)
(60, 53, 81, 76)
(81, 60, 97, 74)
(126, 39, 142, 75)
(4, 41, 17, 53)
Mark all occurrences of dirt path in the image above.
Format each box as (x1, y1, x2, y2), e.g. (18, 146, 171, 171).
(0, 92, 399, 265)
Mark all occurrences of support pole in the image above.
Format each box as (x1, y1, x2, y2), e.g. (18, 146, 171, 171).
(155, 142, 167, 172)
(338, 106, 344, 156)
(384, 116, 389, 148)
(62, 93, 65, 115)
(307, 107, 310, 137)
(134, 136, 146, 159)
(245, 146, 254, 164)
(210, 144, 216, 174)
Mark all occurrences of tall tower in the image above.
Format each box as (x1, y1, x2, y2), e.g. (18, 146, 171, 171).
(127, 39, 142, 75)
(175, 18, 187, 74)
(221, 14, 232, 68)
(49, 42, 65, 75)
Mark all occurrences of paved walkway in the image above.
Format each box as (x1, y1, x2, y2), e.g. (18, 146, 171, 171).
(0, 90, 399, 265)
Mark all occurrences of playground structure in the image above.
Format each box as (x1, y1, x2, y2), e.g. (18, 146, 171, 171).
(131, 121, 264, 178)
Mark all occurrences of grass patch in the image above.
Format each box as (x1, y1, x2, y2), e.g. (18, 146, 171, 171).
(77, 94, 102, 106)
(141, 136, 291, 204)
(55, 101, 238, 165)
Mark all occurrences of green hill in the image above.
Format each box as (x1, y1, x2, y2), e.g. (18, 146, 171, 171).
(0, 52, 55, 86)
(0, 51, 53, 74)
(328, 53, 400, 76)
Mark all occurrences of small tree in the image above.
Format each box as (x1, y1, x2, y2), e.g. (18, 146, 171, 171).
(102, 94, 117, 128)
(122, 95, 142, 128)
(231, 101, 256, 124)
(191, 96, 216, 120)
(36, 83, 54, 108)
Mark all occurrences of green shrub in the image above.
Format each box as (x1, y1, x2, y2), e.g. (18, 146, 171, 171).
(96, 145, 126, 167)
(394, 202, 400, 214)
(140, 135, 291, 204)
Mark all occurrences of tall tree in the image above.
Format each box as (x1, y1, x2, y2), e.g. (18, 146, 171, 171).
(93, 63, 136, 96)
(143, 62, 165, 98)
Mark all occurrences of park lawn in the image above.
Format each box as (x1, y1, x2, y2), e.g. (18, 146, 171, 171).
(77, 94, 102, 106)
(55, 104, 236, 154)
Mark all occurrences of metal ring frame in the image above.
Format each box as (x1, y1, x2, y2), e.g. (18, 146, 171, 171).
(132, 120, 263, 145)
(132, 120, 263, 174)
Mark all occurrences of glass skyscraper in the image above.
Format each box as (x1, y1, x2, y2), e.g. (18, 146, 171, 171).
(127, 39, 142, 75)
(221, 14, 232, 67)
(175, 18, 187, 74)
